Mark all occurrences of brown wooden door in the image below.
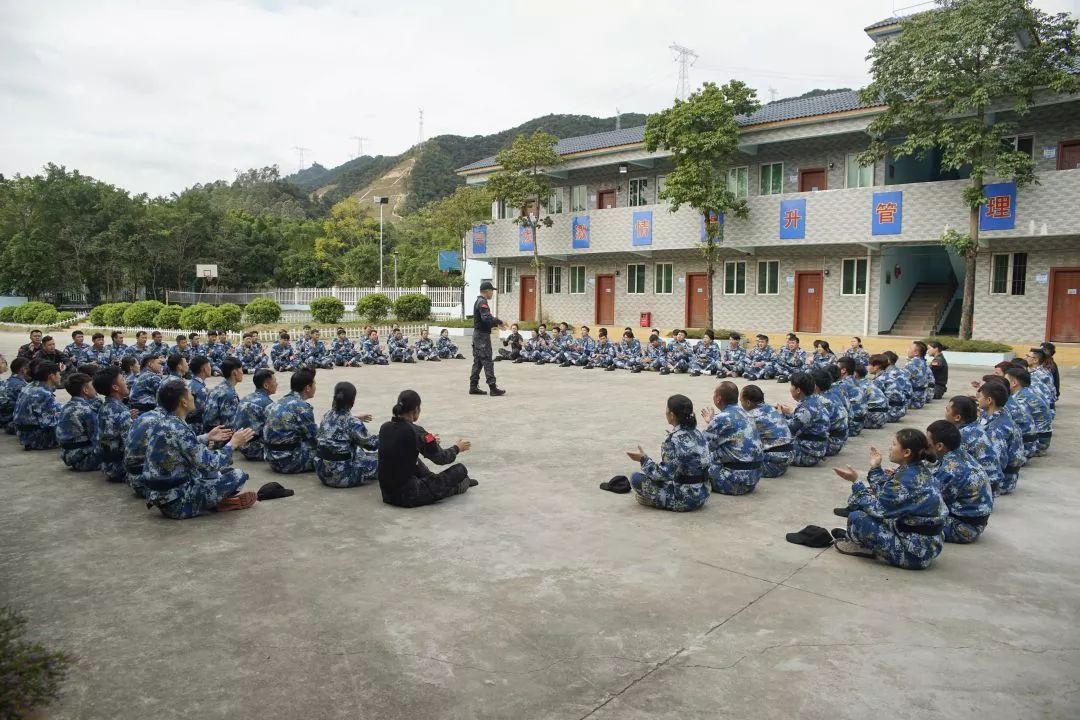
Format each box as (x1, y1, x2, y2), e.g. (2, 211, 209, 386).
(598, 190, 616, 209)
(1047, 268, 1080, 342)
(519, 275, 537, 322)
(686, 273, 708, 328)
(794, 271, 823, 333)
(1058, 140, 1080, 171)
(799, 168, 827, 192)
(595, 275, 615, 325)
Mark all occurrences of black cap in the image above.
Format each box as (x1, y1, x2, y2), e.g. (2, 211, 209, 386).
(785, 525, 834, 548)
(257, 481, 294, 501)
(480, 281, 496, 292)
(600, 475, 631, 494)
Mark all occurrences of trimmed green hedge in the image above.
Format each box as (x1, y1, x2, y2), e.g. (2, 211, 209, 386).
(355, 294, 390, 324)
(13, 302, 55, 324)
(0, 306, 18, 322)
(155, 305, 183, 329)
(921, 337, 1014, 354)
(393, 293, 431, 321)
(122, 300, 165, 327)
(56, 311, 76, 323)
(311, 296, 346, 324)
(103, 303, 130, 326)
(34, 308, 59, 325)
(244, 297, 282, 325)
(179, 303, 214, 330)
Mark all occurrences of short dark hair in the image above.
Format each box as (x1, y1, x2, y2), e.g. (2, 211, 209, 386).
(220, 358, 242, 377)
(253, 369, 275, 390)
(716, 381, 739, 406)
(649, 334, 660, 343)
(291, 368, 316, 393)
(837, 357, 856, 375)
(190, 356, 209, 375)
(927, 419, 961, 451)
(811, 368, 832, 392)
(928, 340, 946, 351)
(157, 380, 189, 412)
(64, 372, 91, 397)
(91, 332, 104, 341)
(912, 341, 927, 357)
(756, 334, 768, 342)
(120, 356, 138, 373)
(790, 372, 815, 396)
(581, 325, 590, 332)
(72, 330, 83, 339)
(729, 332, 741, 340)
(279, 332, 291, 341)
(139, 354, 158, 369)
(92, 367, 122, 396)
(853, 364, 868, 379)
(10, 357, 28, 375)
(175, 334, 186, 343)
(868, 353, 889, 369)
(883, 350, 899, 365)
(1004, 367, 1031, 387)
(32, 361, 60, 382)
(78, 364, 100, 376)
(827, 364, 841, 382)
(948, 395, 979, 424)
(41, 335, 54, 345)
(978, 382, 1008, 408)
(167, 354, 186, 373)
(111, 330, 123, 341)
(740, 384, 764, 405)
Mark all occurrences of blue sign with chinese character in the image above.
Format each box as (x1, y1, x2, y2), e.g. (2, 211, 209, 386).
(699, 211, 725, 242)
(632, 210, 653, 246)
(518, 224, 535, 252)
(980, 182, 1017, 231)
(471, 225, 487, 254)
(779, 198, 806, 239)
(572, 215, 590, 249)
(871, 191, 903, 235)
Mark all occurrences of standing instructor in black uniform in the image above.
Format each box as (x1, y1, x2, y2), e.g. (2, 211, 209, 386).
(470, 281, 507, 396)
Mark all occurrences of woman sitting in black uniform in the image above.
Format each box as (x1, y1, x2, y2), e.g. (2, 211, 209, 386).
(377, 390, 477, 507)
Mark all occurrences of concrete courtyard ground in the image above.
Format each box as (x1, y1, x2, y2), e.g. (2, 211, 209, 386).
(0, 330, 1077, 720)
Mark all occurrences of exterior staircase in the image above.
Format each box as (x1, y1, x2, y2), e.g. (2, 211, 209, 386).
(888, 283, 954, 336)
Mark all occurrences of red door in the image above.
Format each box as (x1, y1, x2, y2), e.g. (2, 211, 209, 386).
(595, 275, 615, 325)
(519, 275, 537, 322)
(686, 273, 708, 328)
(1058, 140, 1080, 171)
(598, 190, 616, 209)
(799, 168, 827, 192)
(1046, 268, 1080, 342)
(794, 271, 823, 333)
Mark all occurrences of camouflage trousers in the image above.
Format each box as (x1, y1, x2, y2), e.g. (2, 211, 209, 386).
(741, 364, 773, 381)
(154, 469, 250, 520)
(826, 433, 846, 457)
(239, 440, 265, 462)
(17, 427, 57, 450)
(791, 440, 827, 467)
(863, 410, 888, 430)
(909, 388, 927, 410)
(101, 458, 126, 483)
(998, 469, 1020, 495)
(886, 403, 907, 423)
(943, 515, 987, 544)
(316, 452, 378, 488)
(847, 511, 944, 570)
(267, 445, 315, 474)
(242, 357, 269, 372)
(707, 464, 760, 495)
(61, 447, 102, 472)
(630, 473, 709, 512)
(761, 450, 794, 478)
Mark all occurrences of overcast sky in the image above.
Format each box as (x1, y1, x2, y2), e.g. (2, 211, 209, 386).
(1, 0, 1077, 196)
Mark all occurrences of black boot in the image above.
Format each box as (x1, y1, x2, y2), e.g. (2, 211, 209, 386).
(489, 386, 506, 396)
(469, 387, 487, 395)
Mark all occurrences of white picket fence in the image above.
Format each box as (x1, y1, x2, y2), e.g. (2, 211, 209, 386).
(1, 312, 90, 332)
(167, 285, 461, 309)
(58, 322, 429, 345)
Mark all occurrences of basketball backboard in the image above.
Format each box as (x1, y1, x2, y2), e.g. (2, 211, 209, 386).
(196, 264, 218, 279)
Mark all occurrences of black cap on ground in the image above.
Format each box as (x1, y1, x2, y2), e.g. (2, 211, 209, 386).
(785, 525, 834, 548)
(600, 475, 631, 494)
(257, 481, 294, 501)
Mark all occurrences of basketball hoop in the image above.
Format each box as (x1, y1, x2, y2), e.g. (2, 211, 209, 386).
(196, 264, 219, 279)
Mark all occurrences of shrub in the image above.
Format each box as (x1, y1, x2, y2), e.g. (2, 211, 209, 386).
(0, 306, 17, 322)
(13, 302, 53, 324)
(34, 308, 59, 325)
(122, 300, 165, 327)
(311, 296, 346, 324)
(0, 606, 72, 719)
(56, 311, 76, 324)
(921, 337, 1014, 354)
(355, 294, 390, 324)
(204, 308, 242, 333)
(103, 302, 130, 326)
(678, 328, 739, 340)
(393, 293, 431, 321)
(89, 304, 113, 326)
(244, 297, 282, 325)
(431, 318, 473, 328)
(178, 303, 214, 330)
(155, 305, 183, 330)
(216, 303, 243, 329)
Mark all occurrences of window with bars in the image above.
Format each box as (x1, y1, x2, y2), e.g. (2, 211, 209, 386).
(724, 261, 746, 295)
(629, 178, 649, 207)
(655, 263, 673, 294)
(991, 253, 1027, 295)
(569, 266, 586, 294)
(546, 265, 562, 295)
(502, 266, 514, 293)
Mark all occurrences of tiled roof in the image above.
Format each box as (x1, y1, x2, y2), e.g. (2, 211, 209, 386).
(456, 90, 881, 173)
(864, 16, 902, 31)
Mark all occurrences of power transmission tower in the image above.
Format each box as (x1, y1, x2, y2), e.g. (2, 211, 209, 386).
(417, 108, 424, 148)
(669, 43, 698, 100)
(293, 145, 310, 171)
(615, 107, 621, 130)
(351, 136, 369, 157)
(768, 87, 779, 103)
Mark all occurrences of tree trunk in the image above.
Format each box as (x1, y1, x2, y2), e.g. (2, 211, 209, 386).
(533, 223, 543, 323)
(705, 256, 715, 332)
(959, 176, 983, 340)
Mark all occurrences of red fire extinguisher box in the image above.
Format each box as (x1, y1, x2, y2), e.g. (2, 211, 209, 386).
(639, 312, 651, 327)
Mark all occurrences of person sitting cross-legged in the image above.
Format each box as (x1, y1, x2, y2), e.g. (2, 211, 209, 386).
(926, 420, 993, 544)
(203, 357, 243, 432)
(263, 368, 318, 474)
(56, 372, 102, 471)
(776, 371, 829, 467)
(94, 366, 133, 483)
(624, 394, 710, 512)
(231, 369, 277, 461)
(702, 381, 764, 495)
(740, 384, 794, 478)
(316, 381, 379, 488)
(13, 361, 63, 450)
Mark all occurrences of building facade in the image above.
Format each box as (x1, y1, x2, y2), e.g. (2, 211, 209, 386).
(460, 25, 1080, 344)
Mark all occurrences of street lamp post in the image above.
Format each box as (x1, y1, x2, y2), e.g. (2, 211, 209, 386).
(374, 196, 389, 286)
(392, 252, 399, 286)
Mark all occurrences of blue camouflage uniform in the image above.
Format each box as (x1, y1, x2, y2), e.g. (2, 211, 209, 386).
(303, 339, 335, 369)
(238, 343, 269, 372)
(126, 343, 153, 363)
(188, 376, 209, 430)
(644, 342, 668, 372)
(125, 408, 164, 496)
(143, 414, 248, 519)
(436, 336, 460, 359)
(588, 339, 616, 369)
(1004, 393, 1037, 461)
(361, 338, 390, 365)
(741, 346, 775, 380)
(414, 337, 438, 361)
(567, 335, 597, 366)
(821, 389, 849, 456)
(981, 408, 1025, 494)
(203, 381, 239, 432)
(785, 394, 829, 467)
(773, 347, 807, 380)
(836, 377, 866, 436)
(689, 340, 720, 376)
(332, 337, 359, 366)
(613, 338, 643, 371)
(56, 396, 102, 471)
(808, 351, 836, 371)
(315, 410, 380, 488)
(843, 348, 870, 366)
(270, 343, 298, 371)
(957, 421, 1004, 498)
(205, 341, 228, 374)
(861, 377, 889, 429)
(231, 389, 274, 460)
(263, 391, 317, 473)
(166, 344, 190, 363)
(98, 396, 132, 482)
(147, 340, 170, 358)
(65, 342, 92, 366)
(518, 335, 540, 363)
(747, 404, 794, 478)
(548, 332, 571, 364)
(1014, 386, 1052, 456)
(887, 365, 914, 415)
(1031, 367, 1056, 418)
(388, 335, 414, 363)
(13, 381, 62, 449)
(921, 360, 936, 405)
(84, 346, 112, 366)
(704, 405, 764, 495)
(904, 357, 929, 409)
(129, 370, 163, 412)
(846, 463, 947, 569)
(0, 375, 28, 434)
(932, 448, 993, 543)
(108, 342, 129, 364)
(666, 340, 693, 373)
(874, 369, 906, 423)
(630, 426, 711, 512)
(718, 341, 747, 377)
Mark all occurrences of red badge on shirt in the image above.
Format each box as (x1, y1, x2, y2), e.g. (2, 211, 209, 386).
(424, 433, 436, 444)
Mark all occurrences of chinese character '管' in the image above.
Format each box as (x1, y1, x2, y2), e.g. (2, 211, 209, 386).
(875, 201, 897, 225)
(986, 195, 1011, 219)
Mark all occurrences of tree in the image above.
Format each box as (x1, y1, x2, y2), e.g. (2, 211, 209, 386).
(643, 81, 761, 331)
(485, 131, 561, 321)
(858, 0, 1079, 339)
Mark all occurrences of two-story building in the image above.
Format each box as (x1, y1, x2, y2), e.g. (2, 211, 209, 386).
(460, 19, 1080, 344)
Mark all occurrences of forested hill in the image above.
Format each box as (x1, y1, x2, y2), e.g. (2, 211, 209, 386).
(285, 112, 646, 211)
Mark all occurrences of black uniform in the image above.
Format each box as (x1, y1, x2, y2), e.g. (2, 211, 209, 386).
(499, 331, 524, 361)
(377, 417, 470, 508)
(470, 295, 501, 390)
(930, 353, 949, 399)
(17, 342, 42, 360)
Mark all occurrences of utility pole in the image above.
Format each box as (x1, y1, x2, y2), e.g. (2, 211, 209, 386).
(351, 136, 368, 157)
(768, 87, 778, 103)
(392, 252, 399, 286)
(293, 145, 310, 171)
(669, 43, 698, 101)
(615, 107, 621, 130)
(417, 108, 424, 148)
(374, 196, 389, 285)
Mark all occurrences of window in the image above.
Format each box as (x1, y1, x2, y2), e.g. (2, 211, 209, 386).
(655, 263, 673, 294)
(991, 253, 1027, 295)
(570, 185, 588, 212)
(759, 162, 783, 195)
(502, 266, 514, 293)
(547, 188, 564, 214)
(496, 199, 516, 220)
(756, 260, 779, 295)
(727, 166, 749, 198)
(569, 265, 586, 294)
(1002, 135, 1035, 159)
(846, 154, 874, 188)
(656, 175, 668, 202)
(841, 258, 869, 295)
(546, 265, 562, 295)
(724, 261, 746, 295)
(629, 177, 649, 207)
(627, 264, 646, 294)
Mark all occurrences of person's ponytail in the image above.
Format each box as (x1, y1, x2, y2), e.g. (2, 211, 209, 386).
(393, 389, 421, 417)
(332, 381, 356, 412)
(667, 394, 696, 429)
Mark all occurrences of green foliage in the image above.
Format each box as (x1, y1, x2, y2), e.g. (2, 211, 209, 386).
(0, 306, 17, 322)
(178, 303, 214, 330)
(89, 304, 113, 326)
(430, 318, 472, 328)
(122, 300, 165, 327)
(0, 606, 72, 719)
(13, 302, 54, 324)
(34, 308, 60, 325)
(243, 298, 282, 325)
(921, 337, 1014, 353)
(940, 227, 976, 255)
(155, 305, 183, 329)
(393, 293, 432, 321)
(103, 303, 130, 326)
(56, 311, 76, 324)
(216, 303, 243, 329)
(203, 308, 241, 332)
(310, 296, 346, 324)
(678, 328, 739, 340)
(355, 293, 391, 324)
